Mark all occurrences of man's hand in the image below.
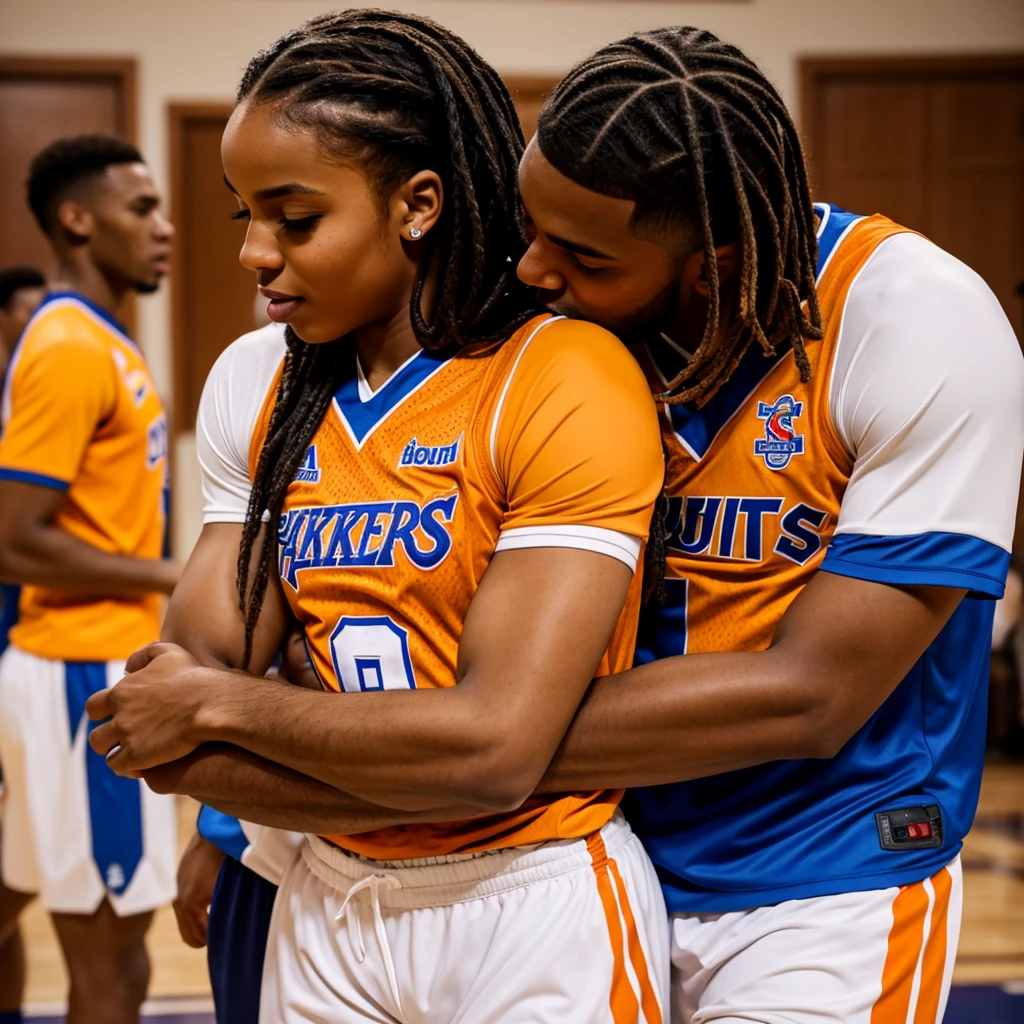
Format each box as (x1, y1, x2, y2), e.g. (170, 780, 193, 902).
(173, 831, 225, 949)
(86, 643, 217, 776)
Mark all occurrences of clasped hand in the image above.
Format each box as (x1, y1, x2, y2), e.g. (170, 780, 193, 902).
(86, 642, 213, 777)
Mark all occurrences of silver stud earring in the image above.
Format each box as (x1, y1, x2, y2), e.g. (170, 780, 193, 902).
(409, 227, 423, 239)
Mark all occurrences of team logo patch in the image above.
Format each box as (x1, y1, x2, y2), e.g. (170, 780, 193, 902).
(399, 434, 461, 470)
(296, 445, 321, 484)
(125, 368, 149, 406)
(146, 415, 167, 470)
(754, 395, 804, 471)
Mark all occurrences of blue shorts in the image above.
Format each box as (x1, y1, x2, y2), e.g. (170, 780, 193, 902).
(207, 855, 278, 1024)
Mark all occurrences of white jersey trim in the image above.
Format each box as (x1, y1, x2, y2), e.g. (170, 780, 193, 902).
(495, 525, 642, 571)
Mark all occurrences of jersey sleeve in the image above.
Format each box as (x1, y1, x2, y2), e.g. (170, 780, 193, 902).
(824, 232, 1024, 598)
(491, 318, 663, 571)
(0, 328, 117, 490)
(197, 324, 287, 524)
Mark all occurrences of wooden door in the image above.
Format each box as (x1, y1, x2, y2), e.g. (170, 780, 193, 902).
(802, 55, 1024, 554)
(0, 56, 136, 280)
(168, 103, 256, 434)
(801, 55, 1024, 339)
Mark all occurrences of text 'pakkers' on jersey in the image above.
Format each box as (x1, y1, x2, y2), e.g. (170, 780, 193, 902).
(277, 494, 459, 588)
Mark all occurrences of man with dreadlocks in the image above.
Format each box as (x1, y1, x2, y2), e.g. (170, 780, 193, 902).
(87, 10, 669, 1023)
(513, 25, 1024, 1024)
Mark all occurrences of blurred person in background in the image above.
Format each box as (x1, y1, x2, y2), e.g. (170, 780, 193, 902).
(0, 268, 46, 371)
(0, 135, 180, 1024)
(0, 264, 45, 1024)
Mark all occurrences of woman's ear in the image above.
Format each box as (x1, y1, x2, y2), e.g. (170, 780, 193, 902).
(396, 170, 443, 243)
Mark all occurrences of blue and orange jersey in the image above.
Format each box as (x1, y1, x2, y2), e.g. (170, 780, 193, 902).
(198, 314, 663, 860)
(625, 205, 1024, 911)
(0, 292, 168, 662)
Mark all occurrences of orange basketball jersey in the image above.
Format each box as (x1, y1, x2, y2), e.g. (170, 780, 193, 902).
(199, 314, 663, 860)
(0, 293, 168, 662)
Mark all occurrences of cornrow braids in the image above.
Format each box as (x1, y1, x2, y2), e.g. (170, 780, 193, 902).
(234, 9, 535, 666)
(536, 26, 823, 408)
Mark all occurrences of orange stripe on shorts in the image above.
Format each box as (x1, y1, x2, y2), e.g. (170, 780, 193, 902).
(914, 867, 953, 1024)
(588, 832, 641, 1023)
(870, 878, 931, 1024)
(608, 857, 662, 1024)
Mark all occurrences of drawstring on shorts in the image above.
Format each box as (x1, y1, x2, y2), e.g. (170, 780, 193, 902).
(335, 872, 403, 1011)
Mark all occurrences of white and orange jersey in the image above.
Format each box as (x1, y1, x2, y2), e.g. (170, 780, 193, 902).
(0, 292, 168, 662)
(626, 206, 1024, 913)
(198, 314, 663, 859)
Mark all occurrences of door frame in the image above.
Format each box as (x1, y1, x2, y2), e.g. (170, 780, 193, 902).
(0, 55, 137, 140)
(800, 53, 1024, 158)
(167, 100, 234, 435)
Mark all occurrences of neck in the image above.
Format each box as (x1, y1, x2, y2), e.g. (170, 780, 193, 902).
(353, 303, 423, 393)
(662, 277, 738, 363)
(50, 252, 126, 318)
(354, 269, 438, 393)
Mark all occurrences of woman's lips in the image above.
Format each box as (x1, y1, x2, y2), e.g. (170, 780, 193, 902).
(259, 287, 305, 322)
(265, 296, 305, 322)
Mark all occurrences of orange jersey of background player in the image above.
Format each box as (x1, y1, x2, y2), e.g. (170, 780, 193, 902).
(0, 293, 168, 661)
(199, 313, 663, 859)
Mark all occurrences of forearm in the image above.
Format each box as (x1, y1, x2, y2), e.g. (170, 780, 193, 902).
(0, 526, 178, 595)
(197, 673, 504, 807)
(538, 647, 822, 792)
(143, 744, 478, 834)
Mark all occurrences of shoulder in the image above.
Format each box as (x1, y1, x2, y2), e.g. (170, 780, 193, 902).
(843, 232, 1015, 354)
(509, 315, 653, 400)
(833, 233, 1023, 429)
(207, 322, 288, 389)
(15, 300, 112, 367)
(196, 323, 287, 471)
(201, 324, 287, 421)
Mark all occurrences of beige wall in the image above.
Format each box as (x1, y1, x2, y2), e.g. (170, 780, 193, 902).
(2, 0, 1023, 554)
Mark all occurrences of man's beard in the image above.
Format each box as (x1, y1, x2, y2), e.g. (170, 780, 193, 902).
(543, 278, 680, 347)
(134, 279, 161, 295)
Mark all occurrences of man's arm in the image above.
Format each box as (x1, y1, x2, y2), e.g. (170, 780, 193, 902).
(142, 744, 479, 833)
(90, 544, 637, 811)
(538, 571, 965, 791)
(0, 480, 179, 594)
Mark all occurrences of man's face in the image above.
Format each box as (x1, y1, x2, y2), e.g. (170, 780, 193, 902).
(517, 140, 696, 344)
(0, 285, 46, 359)
(85, 163, 174, 294)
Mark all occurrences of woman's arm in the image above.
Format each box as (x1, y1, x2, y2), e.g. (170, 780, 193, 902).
(90, 545, 634, 810)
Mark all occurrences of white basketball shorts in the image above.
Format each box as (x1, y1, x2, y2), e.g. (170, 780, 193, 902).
(0, 644, 177, 916)
(261, 809, 669, 1023)
(671, 856, 962, 1024)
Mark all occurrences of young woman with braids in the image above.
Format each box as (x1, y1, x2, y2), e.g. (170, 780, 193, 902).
(85, 10, 670, 1022)
(511, 26, 1024, 1023)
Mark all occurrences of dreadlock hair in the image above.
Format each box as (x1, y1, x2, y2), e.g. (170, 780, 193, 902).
(536, 26, 823, 408)
(234, 9, 535, 666)
(27, 134, 143, 236)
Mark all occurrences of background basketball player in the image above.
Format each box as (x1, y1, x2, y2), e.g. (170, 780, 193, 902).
(0, 135, 180, 1024)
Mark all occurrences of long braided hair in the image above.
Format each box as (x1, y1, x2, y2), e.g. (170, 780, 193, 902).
(536, 26, 823, 408)
(234, 10, 534, 666)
